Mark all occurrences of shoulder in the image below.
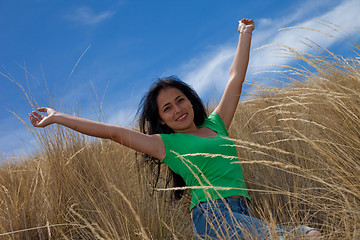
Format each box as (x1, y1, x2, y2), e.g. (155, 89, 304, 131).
(158, 132, 191, 163)
(158, 132, 191, 146)
(202, 112, 229, 136)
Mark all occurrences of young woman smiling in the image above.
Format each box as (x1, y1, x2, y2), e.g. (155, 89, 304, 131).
(29, 18, 321, 239)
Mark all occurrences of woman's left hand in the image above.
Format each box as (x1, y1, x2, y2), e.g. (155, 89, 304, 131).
(238, 18, 255, 33)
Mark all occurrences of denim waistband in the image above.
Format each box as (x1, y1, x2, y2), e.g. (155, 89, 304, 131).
(195, 196, 248, 210)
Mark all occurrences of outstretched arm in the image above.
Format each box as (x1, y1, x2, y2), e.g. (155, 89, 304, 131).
(214, 18, 254, 129)
(29, 107, 165, 159)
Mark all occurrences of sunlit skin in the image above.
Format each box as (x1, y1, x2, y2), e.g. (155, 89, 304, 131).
(157, 87, 218, 137)
(157, 87, 196, 133)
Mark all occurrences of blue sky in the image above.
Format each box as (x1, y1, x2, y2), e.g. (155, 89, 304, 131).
(1, 0, 359, 158)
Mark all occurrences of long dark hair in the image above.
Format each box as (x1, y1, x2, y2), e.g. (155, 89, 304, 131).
(138, 76, 207, 199)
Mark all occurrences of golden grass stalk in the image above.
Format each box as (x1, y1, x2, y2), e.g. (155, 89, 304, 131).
(1, 28, 359, 239)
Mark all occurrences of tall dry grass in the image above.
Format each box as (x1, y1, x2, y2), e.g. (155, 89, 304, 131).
(230, 41, 360, 239)
(0, 36, 359, 239)
(0, 128, 193, 239)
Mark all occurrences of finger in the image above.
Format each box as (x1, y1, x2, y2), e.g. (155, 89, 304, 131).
(29, 114, 38, 126)
(37, 107, 47, 112)
(241, 18, 253, 24)
(32, 111, 44, 119)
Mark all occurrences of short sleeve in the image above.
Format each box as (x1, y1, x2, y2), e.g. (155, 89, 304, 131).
(202, 112, 229, 136)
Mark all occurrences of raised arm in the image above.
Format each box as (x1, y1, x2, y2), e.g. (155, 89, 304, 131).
(214, 18, 254, 129)
(29, 107, 165, 159)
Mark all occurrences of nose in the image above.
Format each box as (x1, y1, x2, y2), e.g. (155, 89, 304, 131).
(174, 104, 181, 113)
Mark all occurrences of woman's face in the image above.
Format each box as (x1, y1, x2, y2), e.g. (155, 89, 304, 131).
(156, 87, 197, 133)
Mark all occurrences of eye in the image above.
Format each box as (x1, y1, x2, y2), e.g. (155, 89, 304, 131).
(163, 106, 171, 112)
(177, 98, 184, 103)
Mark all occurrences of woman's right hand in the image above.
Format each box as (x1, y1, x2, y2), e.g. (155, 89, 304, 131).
(29, 107, 57, 128)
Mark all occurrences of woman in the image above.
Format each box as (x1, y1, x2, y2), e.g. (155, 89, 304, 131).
(29, 19, 320, 239)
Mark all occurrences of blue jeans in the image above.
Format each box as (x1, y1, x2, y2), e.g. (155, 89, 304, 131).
(192, 197, 315, 240)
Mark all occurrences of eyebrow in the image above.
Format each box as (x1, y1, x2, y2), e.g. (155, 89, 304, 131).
(161, 95, 184, 109)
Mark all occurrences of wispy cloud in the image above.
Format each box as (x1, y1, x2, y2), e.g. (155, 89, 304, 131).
(180, 0, 360, 96)
(251, 0, 360, 72)
(183, 46, 234, 96)
(108, 107, 137, 128)
(0, 124, 35, 159)
(64, 6, 115, 25)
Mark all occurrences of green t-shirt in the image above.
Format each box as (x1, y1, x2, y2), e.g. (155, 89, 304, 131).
(159, 112, 250, 210)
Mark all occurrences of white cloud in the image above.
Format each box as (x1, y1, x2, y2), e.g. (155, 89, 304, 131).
(179, 0, 360, 96)
(64, 6, 115, 25)
(252, 0, 360, 70)
(0, 125, 36, 160)
(182, 46, 234, 96)
(108, 107, 137, 128)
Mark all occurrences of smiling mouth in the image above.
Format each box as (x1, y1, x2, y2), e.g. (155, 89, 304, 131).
(176, 113, 187, 121)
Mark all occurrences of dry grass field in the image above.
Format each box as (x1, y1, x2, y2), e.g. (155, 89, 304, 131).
(0, 39, 359, 239)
